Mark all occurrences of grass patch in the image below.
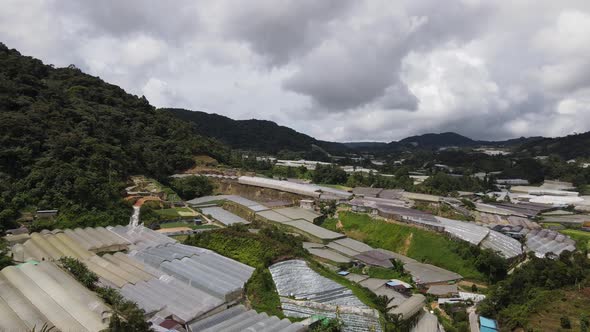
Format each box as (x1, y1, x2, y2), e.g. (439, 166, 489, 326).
(245, 268, 284, 318)
(541, 222, 565, 228)
(561, 229, 590, 250)
(323, 212, 485, 280)
(183, 225, 307, 317)
(154, 207, 195, 218)
(526, 288, 590, 331)
(319, 183, 353, 191)
(170, 234, 188, 242)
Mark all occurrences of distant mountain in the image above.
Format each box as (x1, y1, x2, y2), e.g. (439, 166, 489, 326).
(167, 108, 547, 155)
(391, 132, 544, 150)
(518, 132, 590, 159)
(344, 142, 389, 148)
(165, 108, 350, 155)
(397, 132, 475, 148)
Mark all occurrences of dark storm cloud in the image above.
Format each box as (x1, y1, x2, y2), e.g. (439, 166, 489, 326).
(54, 0, 201, 41)
(223, 0, 355, 65)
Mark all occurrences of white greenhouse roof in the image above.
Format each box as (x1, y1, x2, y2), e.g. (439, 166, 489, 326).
(201, 207, 249, 226)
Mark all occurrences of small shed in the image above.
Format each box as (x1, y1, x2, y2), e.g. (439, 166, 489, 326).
(36, 210, 58, 218)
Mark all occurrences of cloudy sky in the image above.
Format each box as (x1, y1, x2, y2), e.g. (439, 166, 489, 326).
(2, 0, 590, 142)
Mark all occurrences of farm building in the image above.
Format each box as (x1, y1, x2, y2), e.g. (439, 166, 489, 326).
(255, 209, 344, 242)
(8, 225, 280, 329)
(353, 250, 395, 268)
(129, 243, 254, 302)
(404, 262, 462, 286)
(427, 284, 459, 297)
(201, 206, 250, 226)
(389, 294, 425, 320)
(269, 260, 382, 332)
(0, 261, 110, 332)
(353, 187, 384, 198)
(188, 305, 304, 332)
(238, 176, 352, 200)
(187, 194, 270, 213)
(274, 207, 322, 223)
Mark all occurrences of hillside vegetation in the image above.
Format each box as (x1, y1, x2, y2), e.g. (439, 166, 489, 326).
(166, 108, 349, 155)
(519, 132, 590, 159)
(0, 43, 229, 231)
(478, 251, 590, 331)
(184, 225, 307, 318)
(323, 212, 509, 281)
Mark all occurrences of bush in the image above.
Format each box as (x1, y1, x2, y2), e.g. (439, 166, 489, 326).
(560, 316, 571, 329)
(58, 257, 153, 331)
(169, 176, 214, 200)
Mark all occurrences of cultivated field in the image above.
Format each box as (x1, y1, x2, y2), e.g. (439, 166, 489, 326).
(322, 212, 485, 280)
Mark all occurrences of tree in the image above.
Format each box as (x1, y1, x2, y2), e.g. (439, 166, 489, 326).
(580, 315, 589, 332)
(561, 316, 572, 329)
(169, 176, 214, 200)
(312, 164, 348, 184)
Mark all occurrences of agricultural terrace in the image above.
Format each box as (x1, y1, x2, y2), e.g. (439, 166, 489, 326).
(183, 225, 389, 320)
(560, 229, 590, 250)
(322, 212, 486, 280)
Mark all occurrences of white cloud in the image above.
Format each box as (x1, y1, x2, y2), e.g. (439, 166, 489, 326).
(1, 0, 590, 142)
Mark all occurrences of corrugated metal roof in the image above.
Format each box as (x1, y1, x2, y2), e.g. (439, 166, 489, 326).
(201, 207, 249, 226)
(284, 219, 345, 240)
(274, 207, 322, 222)
(389, 294, 425, 319)
(256, 210, 293, 223)
(188, 304, 305, 332)
(1, 263, 109, 332)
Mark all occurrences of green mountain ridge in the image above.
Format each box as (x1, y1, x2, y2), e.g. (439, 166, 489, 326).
(165, 108, 351, 155)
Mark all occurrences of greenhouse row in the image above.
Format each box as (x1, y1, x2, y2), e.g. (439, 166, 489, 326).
(0, 262, 109, 332)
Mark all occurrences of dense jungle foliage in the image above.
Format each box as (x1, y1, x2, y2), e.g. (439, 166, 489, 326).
(0, 43, 229, 231)
(478, 251, 590, 330)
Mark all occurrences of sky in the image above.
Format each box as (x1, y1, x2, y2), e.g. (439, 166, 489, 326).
(1, 0, 590, 142)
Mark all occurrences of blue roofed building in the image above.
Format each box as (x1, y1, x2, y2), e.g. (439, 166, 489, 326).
(480, 316, 499, 332)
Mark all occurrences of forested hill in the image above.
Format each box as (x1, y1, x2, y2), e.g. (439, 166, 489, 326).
(393, 132, 543, 149)
(518, 132, 590, 159)
(0, 43, 229, 231)
(165, 108, 350, 155)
